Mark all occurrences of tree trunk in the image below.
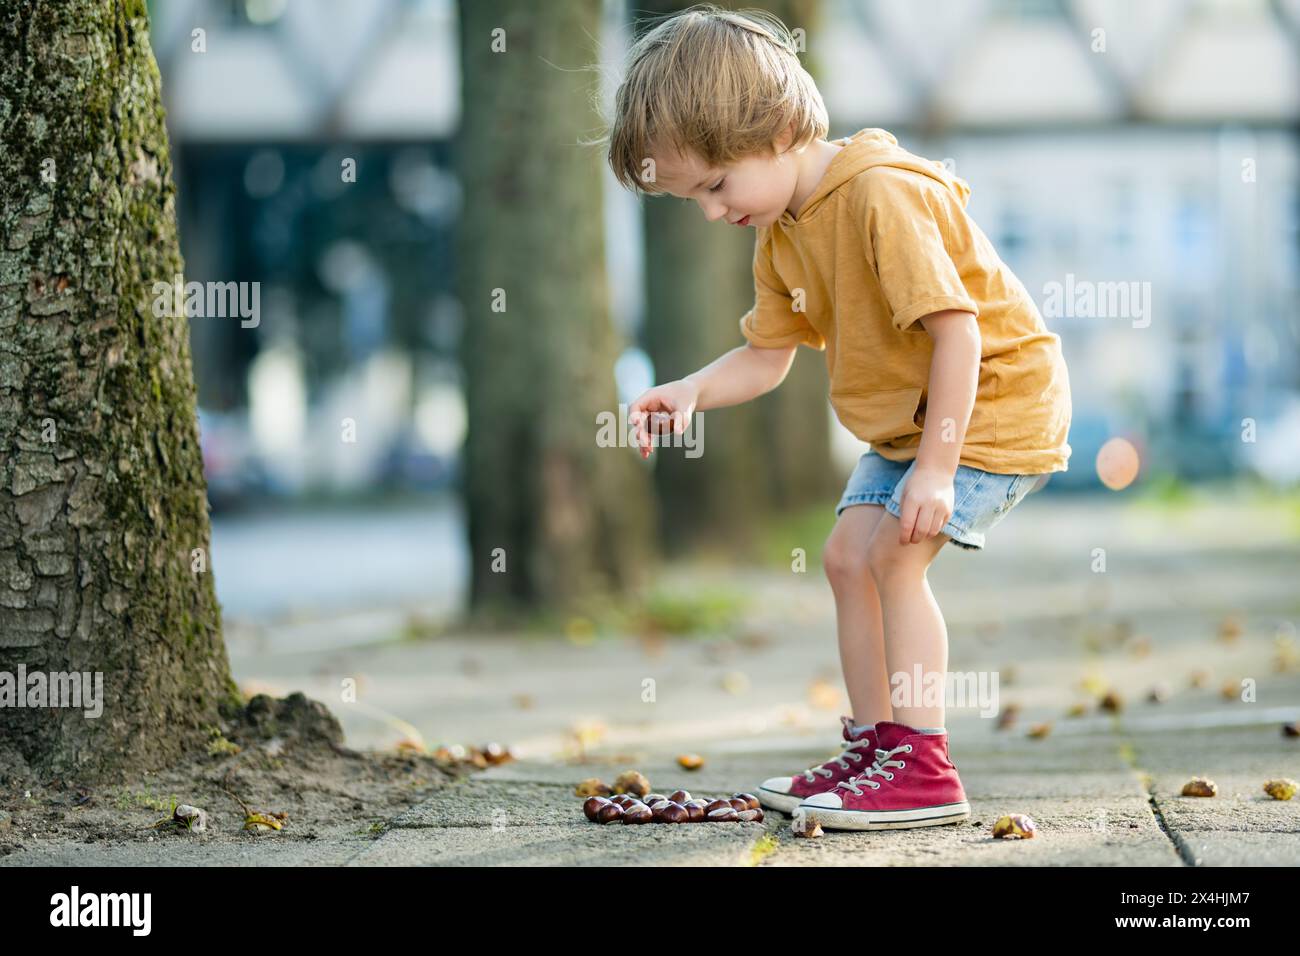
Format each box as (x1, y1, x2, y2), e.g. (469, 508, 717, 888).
(0, 0, 240, 781)
(637, 0, 836, 560)
(642, 197, 768, 557)
(750, 0, 839, 511)
(637, 0, 773, 559)
(456, 0, 653, 614)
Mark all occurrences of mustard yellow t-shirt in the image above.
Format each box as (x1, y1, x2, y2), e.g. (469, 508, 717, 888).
(739, 127, 1072, 475)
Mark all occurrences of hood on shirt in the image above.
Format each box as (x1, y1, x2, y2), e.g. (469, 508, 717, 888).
(792, 127, 971, 220)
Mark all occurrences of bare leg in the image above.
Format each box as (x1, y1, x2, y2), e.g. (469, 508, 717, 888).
(822, 504, 892, 727)
(865, 512, 951, 729)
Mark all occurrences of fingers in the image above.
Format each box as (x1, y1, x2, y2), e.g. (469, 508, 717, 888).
(628, 408, 650, 457)
(631, 390, 668, 454)
(898, 499, 918, 545)
(629, 389, 692, 459)
(899, 499, 950, 544)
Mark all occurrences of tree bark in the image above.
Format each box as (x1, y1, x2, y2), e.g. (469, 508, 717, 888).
(456, 0, 653, 614)
(0, 0, 239, 780)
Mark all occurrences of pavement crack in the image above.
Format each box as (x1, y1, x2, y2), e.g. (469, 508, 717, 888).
(1142, 777, 1198, 867)
(1118, 737, 1197, 867)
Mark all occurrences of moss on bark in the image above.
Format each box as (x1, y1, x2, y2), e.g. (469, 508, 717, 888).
(0, 0, 238, 781)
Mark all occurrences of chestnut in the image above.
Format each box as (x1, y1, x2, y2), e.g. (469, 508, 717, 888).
(703, 799, 732, 816)
(575, 778, 611, 797)
(597, 803, 625, 824)
(660, 803, 689, 824)
(991, 813, 1036, 839)
(623, 804, 653, 824)
(707, 806, 739, 822)
(734, 792, 761, 811)
(613, 770, 650, 797)
(583, 796, 611, 821)
(668, 790, 691, 804)
(738, 808, 764, 823)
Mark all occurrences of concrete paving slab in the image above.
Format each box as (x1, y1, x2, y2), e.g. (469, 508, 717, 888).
(0, 834, 373, 867)
(351, 820, 771, 867)
(1156, 831, 1300, 867)
(759, 826, 1183, 867)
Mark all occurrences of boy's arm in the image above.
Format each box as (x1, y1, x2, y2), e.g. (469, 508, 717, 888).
(684, 341, 798, 411)
(913, 309, 981, 476)
(897, 309, 981, 543)
(629, 342, 795, 459)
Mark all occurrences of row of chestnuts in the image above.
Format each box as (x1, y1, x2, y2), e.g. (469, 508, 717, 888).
(583, 790, 764, 825)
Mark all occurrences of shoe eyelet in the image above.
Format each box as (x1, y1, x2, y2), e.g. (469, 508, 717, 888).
(897, 761, 905, 768)
(904, 745, 913, 752)
(885, 772, 894, 780)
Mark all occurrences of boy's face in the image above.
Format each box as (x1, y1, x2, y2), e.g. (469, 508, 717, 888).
(649, 129, 799, 229)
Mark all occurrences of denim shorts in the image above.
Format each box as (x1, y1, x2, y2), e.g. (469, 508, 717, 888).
(835, 452, 1038, 551)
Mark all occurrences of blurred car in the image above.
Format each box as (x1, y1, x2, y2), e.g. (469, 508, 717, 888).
(197, 407, 272, 511)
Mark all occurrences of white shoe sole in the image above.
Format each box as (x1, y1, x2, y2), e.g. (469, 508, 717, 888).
(756, 787, 806, 814)
(800, 801, 971, 831)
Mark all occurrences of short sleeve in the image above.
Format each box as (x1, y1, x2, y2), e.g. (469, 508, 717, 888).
(738, 232, 825, 350)
(861, 168, 979, 334)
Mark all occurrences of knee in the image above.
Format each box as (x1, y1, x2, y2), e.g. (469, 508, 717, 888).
(822, 536, 871, 589)
(866, 538, 924, 588)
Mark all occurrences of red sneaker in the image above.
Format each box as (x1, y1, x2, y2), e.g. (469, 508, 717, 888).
(757, 716, 879, 814)
(798, 720, 971, 830)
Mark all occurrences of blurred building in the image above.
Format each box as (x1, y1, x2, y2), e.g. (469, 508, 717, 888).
(149, 0, 1300, 496)
(149, 0, 462, 500)
(815, 0, 1300, 484)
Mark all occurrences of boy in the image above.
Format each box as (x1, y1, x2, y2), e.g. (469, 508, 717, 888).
(606, 5, 1071, 830)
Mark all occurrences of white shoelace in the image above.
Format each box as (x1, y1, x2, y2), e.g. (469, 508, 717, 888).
(800, 738, 876, 782)
(836, 744, 912, 796)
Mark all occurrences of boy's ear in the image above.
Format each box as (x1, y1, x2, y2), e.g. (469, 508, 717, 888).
(775, 121, 796, 154)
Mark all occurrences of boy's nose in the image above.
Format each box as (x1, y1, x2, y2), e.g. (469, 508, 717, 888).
(699, 200, 728, 223)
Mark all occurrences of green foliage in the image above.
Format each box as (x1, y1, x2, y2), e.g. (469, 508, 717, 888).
(632, 586, 746, 636)
(747, 832, 780, 865)
(113, 787, 178, 814)
(757, 503, 836, 571)
(1132, 470, 1193, 507)
(206, 726, 240, 757)
(448, 577, 750, 643)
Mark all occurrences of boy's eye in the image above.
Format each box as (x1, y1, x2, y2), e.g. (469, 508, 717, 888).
(708, 178, 726, 193)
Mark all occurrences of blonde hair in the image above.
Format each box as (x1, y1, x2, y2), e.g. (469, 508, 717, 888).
(602, 4, 828, 195)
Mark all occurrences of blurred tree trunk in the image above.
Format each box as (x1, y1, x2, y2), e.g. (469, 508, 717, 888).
(643, 187, 764, 558)
(638, 0, 771, 559)
(750, 0, 839, 511)
(0, 0, 240, 780)
(638, 0, 835, 561)
(457, 0, 653, 615)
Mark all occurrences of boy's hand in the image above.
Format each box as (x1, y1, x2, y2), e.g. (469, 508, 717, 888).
(628, 380, 699, 459)
(898, 465, 955, 544)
